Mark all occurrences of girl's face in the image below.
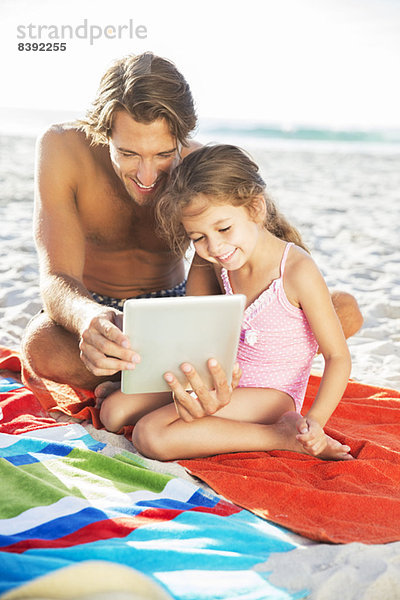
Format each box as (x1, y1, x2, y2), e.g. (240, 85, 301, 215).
(181, 194, 264, 270)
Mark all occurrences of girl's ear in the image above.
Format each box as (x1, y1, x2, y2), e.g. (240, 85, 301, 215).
(249, 195, 267, 224)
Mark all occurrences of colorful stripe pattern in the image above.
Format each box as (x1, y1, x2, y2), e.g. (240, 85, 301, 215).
(0, 378, 307, 599)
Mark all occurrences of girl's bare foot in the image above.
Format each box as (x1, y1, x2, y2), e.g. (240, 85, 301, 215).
(276, 412, 353, 460)
(94, 381, 120, 408)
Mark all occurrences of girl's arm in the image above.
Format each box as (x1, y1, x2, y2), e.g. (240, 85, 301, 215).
(286, 252, 352, 428)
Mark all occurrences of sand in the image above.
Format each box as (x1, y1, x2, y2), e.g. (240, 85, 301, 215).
(2, 135, 399, 390)
(1, 131, 400, 598)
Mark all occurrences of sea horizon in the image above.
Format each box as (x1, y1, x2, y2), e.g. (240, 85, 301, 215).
(1, 106, 400, 154)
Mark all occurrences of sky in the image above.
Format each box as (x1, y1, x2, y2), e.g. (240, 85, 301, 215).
(1, 0, 400, 130)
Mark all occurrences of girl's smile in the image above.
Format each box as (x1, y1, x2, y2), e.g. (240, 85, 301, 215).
(215, 248, 237, 263)
(181, 195, 264, 270)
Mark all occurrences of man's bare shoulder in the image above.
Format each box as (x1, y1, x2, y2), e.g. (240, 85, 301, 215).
(37, 122, 94, 154)
(36, 123, 109, 180)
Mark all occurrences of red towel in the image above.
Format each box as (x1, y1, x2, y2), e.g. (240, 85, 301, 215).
(0, 381, 62, 435)
(0, 348, 62, 434)
(0, 347, 136, 437)
(0, 346, 101, 427)
(3, 346, 400, 544)
(180, 376, 400, 544)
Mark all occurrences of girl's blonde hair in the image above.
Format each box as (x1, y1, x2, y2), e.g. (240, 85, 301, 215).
(156, 144, 308, 256)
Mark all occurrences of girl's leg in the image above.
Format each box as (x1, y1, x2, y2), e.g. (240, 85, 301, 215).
(99, 382, 290, 434)
(99, 388, 172, 433)
(132, 388, 351, 461)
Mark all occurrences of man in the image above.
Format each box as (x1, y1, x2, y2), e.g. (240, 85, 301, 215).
(22, 52, 363, 420)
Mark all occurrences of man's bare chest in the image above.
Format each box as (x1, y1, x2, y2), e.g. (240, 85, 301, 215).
(76, 165, 167, 253)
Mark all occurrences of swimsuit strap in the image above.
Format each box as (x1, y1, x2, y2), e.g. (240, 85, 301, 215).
(280, 242, 294, 277)
(220, 268, 233, 294)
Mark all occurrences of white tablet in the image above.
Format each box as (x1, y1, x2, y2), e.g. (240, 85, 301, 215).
(121, 294, 246, 394)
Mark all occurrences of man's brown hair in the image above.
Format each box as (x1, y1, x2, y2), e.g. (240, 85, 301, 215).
(78, 52, 197, 146)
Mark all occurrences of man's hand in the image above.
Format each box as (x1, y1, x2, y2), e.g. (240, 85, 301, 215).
(164, 359, 242, 422)
(79, 309, 140, 377)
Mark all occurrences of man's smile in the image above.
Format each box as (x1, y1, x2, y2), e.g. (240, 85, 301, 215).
(129, 177, 159, 193)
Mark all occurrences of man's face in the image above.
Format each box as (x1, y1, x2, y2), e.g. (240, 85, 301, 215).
(108, 110, 181, 205)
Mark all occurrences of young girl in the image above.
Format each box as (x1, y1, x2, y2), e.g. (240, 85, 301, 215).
(99, 144, 353, 461)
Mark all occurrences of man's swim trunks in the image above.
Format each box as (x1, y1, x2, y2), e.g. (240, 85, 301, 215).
(90, 280, 186, 311)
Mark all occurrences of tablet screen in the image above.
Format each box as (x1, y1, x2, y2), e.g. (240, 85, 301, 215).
(121, 294, 246, 394)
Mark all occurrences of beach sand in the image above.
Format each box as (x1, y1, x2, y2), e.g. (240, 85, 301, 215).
(1, 132, 400, 598)
(2, 134, 399, 390)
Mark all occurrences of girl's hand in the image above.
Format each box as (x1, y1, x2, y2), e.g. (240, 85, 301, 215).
(164, 359, 241, 422)
(295, 416, 328, 456)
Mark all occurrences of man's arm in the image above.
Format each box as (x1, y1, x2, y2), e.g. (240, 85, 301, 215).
(35, 127, 95, 330)
(34, 127, 137, 376)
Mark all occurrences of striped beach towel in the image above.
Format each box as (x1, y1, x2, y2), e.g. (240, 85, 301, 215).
(0, 375, 306, 599)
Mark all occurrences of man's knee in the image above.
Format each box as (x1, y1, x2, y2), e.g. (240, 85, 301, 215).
(331, 290, 363, 339)
(21, 312, 55, 372)
(21, 312, 80, 384)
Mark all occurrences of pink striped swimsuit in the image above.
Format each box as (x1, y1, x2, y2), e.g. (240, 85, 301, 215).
(221, 242, 318, 412)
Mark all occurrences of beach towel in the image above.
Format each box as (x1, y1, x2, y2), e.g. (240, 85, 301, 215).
(180, 377, 400, 544)
(2, 345, 400, 545)
(0, 347, 101, 427)
(0, 418, 302, 600)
